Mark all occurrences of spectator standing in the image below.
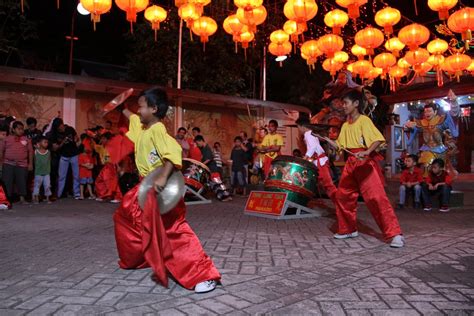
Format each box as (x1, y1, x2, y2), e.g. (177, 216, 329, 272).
(78, 145, 96, 200)
(230, 136, 248, 195)
(0, 121, 33, 203)
(32, 136, 52, 204)
(49, 118, 81, 199)
(213, 142, 224, 177)
(25, 117, 42, 145)
(188, 127, 202, 161)
(240, 131, 253, 181)
(175, 127, 190, 158)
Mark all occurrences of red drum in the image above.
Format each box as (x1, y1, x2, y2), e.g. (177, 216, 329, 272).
(182, 158, 210, 192)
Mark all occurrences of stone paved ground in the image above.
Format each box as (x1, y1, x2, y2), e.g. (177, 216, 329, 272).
(1, 180, 473, 315)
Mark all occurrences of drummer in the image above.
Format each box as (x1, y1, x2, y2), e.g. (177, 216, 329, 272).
(295, 117, 337, 204)
(259, 120, 284, 178)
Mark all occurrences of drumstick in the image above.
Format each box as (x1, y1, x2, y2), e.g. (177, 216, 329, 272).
(310, 132, 357, 157)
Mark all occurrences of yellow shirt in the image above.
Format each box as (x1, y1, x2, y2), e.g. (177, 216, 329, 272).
(336, 115, 385, 149)
(126, 114, 182, 177)
(261, 133, 284, 159)
(93, 144, 110, 165)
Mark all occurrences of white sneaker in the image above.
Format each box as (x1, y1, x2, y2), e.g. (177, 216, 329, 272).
(390, 235, 405, 248)
(334, 231, 359, 239)
(439, 207, 450, 212)
(95, 198, 104, 202)
(0, 204, 8, 210)
(195, 280, 217, 293)
(423, 207, 432, 212)
(110, 199, 121, 204)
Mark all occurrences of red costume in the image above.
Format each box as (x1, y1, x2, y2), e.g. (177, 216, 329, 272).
(95, 163, 122, 201)
(113, 114, 220, 289)
(335, 115, 402, 240)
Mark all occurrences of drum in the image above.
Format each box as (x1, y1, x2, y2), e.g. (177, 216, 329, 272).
(182, 158, 210, 192)
(264, 155, 318, 206)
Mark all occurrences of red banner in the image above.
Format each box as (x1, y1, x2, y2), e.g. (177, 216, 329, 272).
(245, 191, 287, 216)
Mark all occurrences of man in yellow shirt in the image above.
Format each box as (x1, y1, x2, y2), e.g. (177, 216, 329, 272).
(260, 120, 284, 178)
(323, 89, 404, 248)
(113, 88, 220, 293)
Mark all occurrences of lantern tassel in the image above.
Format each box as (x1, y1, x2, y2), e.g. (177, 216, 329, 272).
(57, 0, 60, 9)
(413, 0, 418, 16)
(130, 21, 134, 34)
(244, 48, 247, 61)
(21, 0, 24, 13)
(437, 68, 444, 87)
(235, 42, 238, 54)
(154, 29, 157, 42)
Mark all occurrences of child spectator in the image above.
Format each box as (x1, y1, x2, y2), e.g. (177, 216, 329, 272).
(32, 136, 52, 204)
(230, 136, 248, 196)
(0, 121, 33, 203)
(398, 154, 423, 209)
(78, 145, 96, 200)
(422, 158, 452, 212)
(94, 132, 122, 203)
(25, 117, 42, 145)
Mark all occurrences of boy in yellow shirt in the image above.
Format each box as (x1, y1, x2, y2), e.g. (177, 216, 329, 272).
(113, 88, 220, 293)
(259, 120, 283, 178)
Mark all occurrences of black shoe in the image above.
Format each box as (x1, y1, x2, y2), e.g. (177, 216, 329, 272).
(396, 204, 404, 210)
(414, 202, 421, 209)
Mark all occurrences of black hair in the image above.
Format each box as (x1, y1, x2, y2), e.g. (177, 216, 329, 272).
(80, 133, 88, 141)
(295, 117, 310, 126)
(26, 117, 37, 126)
(269, 119, 278, 127)
(406, 154, 418, 163)
(247, 137, 253, 143)
(234, 136, 243, 142)
(12, 121, 24, 129)
(240, 131, 247, 138)
(432, 158, 445, 168)
(192, 127, 201, 133)
(78, 144, 85, 153)
(342, 89, 365, 113)
(194, 135, 205, 142)
(101, 132, 113, 140)
(214, 142, 221, 146)
(293, 148, 302, 154)
(37, 135, 48, 143)
(424, 102, 437, 112)
(139, 87, 169, 119)
(52, 118, 64, 132)
(178, 127, 187, 133)
(0, 125, 8, 132)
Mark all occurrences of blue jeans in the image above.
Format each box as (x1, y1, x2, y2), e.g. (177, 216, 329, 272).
(399, 184, 421, 205)
(57, 155, 80, 198)
(33, 175, 52, 197)
(421, 183, 451, 207)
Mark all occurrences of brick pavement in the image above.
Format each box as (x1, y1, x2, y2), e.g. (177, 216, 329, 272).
(0, 180, 473, 315)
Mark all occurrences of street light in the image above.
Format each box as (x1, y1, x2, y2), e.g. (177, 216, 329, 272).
(77, 3, 90, 15)
(275, 56, 287, 62)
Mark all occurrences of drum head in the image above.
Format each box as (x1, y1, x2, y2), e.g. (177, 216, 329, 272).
(183, 158, 211, 173)
(273, 155, 317, 171)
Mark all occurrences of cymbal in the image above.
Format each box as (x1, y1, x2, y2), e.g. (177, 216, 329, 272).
(103, 88, 134, 115)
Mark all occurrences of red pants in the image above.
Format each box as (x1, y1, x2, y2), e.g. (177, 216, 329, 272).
(263, 156, 274, 179)
(113, 185, 220, 289)
(95, 163, 122, 200)
(335, 156, 402, 240)
(317, 163, 337, 203)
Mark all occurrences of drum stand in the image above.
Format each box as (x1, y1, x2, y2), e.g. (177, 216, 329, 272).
(183, 185, 212, 206)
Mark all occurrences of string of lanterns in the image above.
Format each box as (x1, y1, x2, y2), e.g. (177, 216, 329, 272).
(23, 0, 474, 89)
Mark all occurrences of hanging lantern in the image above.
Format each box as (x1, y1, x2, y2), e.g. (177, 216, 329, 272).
(398, 23, 430, 51)
(115, 0, 149, 32)
(144, 5, 167, 42)
(191, 16, 218, 49)
(189, 0, 211, 16)
(270, 30, 290, 45)
(324, 9, 349, 35)
(352, 59, 372, 78)
(223, 15, 244, 41)
(384, 37, 405, 57)
(389, 65, 408, 91)
(428, 54, 445, 66)
(317, 34, 344, 58)
(415, 62, 433, 76)
(427, 38, 449, 55)
(175, 0, 187, 7)
(347, 62, 354, 73)
(269, 42, 292, 66)
(301, 39, 322, 67)
(237, 28, 254, 49)
(351, 44, 367, 60)
(284, 0, 318, 32)
(373, 52, 397, 76)
(335, 0, 368, 19)
(80, 0, 112, 30)
(323, 58, 344, 77)
(283, 20, 304, 43)
(374, 6, 401, 35)
(354, 26, 384, 56)
(428, 0, 458, 20)
(236, 5, 267, 32)
(366, 67, 383, 79)
(398, 57, 411, 69)
(445, 53, 472, 81)
(447, 7, 474, 49)
(333, 51, 349, 63)
(404, 47, 430, 71)
(467, 59, 474, 74)
(178, 3, 200, 28)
